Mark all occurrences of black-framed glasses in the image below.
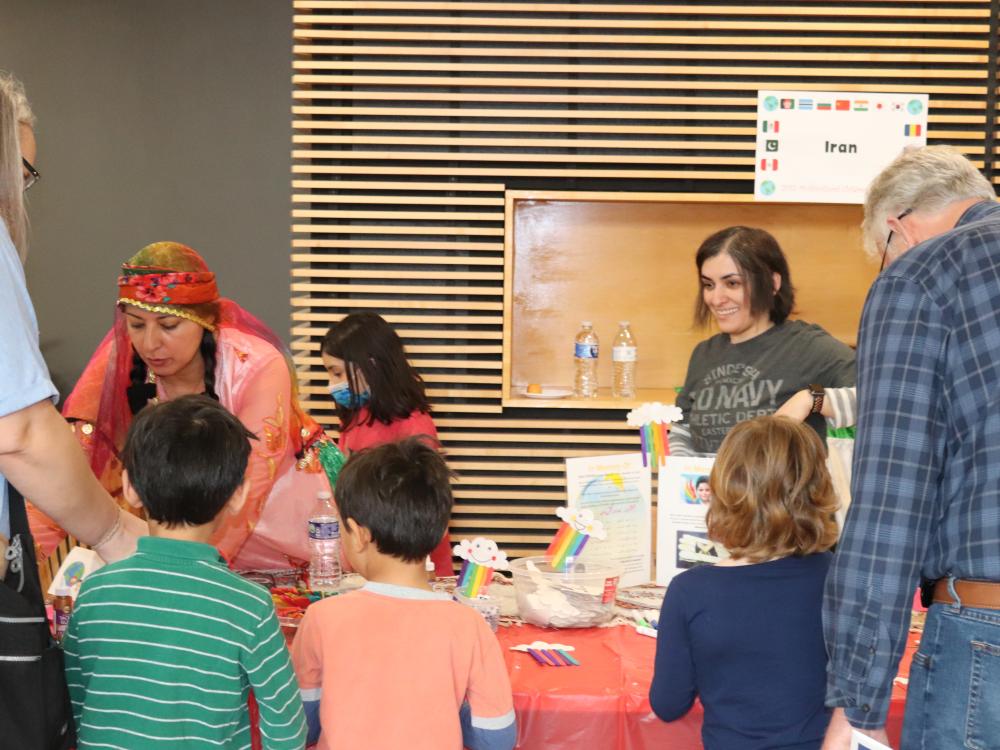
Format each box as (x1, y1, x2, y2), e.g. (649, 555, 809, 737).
(880, 208, 914, 271)
(22, 157, 40, 191)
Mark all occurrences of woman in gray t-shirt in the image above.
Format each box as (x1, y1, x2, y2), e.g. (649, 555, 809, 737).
(670, 226, 856, 456)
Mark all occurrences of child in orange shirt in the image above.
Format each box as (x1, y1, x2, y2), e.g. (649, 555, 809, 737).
(291, 438, 516, 750)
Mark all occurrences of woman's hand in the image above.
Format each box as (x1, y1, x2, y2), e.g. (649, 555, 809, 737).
(774, 389, 815, 422)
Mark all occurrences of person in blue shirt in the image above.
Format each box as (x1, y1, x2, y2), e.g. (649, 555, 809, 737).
(0, 71, 142, 747)
(650, 415, 838, 750)
(0, 71, 141, 571)
(823, 146, 1000, 748)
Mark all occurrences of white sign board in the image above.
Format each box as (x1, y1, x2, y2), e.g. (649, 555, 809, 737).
(755, 90, 928, 204)
(565, 452, 652, 588)
(656, 455, 728, 585)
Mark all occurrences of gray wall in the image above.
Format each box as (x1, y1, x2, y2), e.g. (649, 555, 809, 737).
(1, 0, 293, 397)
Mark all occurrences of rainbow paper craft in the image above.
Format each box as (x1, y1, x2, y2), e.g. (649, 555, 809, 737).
(545, 507, 607, 571)
(457, 561, 492, 598)
(453, 537, 509, 598)
(626, 402, 684, 470)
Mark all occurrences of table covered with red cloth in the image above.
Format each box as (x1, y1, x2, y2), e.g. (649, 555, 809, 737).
(495, 623, 915, 750)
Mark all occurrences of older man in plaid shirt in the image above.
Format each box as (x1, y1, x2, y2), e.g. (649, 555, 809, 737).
(823, 145, 1000, 748)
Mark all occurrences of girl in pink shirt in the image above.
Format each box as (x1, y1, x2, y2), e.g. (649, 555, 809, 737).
(321, 313, 451, 574)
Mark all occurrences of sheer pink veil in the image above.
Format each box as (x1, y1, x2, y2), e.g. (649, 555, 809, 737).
(62, 298, 323, 480)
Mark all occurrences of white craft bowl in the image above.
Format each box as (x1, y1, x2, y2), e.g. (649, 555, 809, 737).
(509, 556, 621, 628)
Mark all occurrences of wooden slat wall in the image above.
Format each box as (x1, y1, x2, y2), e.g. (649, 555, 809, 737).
(291, 1, 996, 558)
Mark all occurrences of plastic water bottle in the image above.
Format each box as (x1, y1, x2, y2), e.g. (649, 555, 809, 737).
(612, 321, 637, 398)
(574, 321, 600, 398)
(308, 490, 342, 593)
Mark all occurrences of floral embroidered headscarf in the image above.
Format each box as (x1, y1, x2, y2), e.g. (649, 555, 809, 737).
(117, 242, 220, 330)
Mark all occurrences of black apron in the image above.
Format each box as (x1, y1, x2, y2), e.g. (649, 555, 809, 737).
(0, 484, 75, 749)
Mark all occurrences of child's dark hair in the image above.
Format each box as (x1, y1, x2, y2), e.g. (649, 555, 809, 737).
(334, 437, 453, 562)
(320, 313, 430, 430)
(122, 394, 255, 527)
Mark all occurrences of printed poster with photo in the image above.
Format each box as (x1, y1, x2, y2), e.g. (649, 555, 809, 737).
(656, 455, 729, 585)
(565, 452, 652, 588)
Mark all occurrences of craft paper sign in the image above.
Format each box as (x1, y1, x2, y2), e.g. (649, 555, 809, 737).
(755, 89, 929, 204)
(656, 455, 729, 585)
(565, 452, 652, 588)
(850, 730, 893, 750)
(47, 546, 105, 599)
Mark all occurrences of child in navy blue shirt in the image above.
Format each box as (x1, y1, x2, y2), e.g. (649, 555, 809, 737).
(650, 415, 838, 750)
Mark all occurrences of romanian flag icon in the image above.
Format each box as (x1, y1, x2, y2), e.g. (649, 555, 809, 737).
(905, 124, 922, 136)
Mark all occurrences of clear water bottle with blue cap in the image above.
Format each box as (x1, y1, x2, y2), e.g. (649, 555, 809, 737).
(574, 321, 599, 398)
(308, 490, 342, 593)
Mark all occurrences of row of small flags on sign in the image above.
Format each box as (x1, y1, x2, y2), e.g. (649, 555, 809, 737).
(779, 97, 907, 112)
(761, 120, 922, 138)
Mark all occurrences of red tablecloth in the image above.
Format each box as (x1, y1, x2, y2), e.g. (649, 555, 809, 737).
(496, 624, 915, 750)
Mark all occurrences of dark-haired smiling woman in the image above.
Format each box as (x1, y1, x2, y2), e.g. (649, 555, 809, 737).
(28, 242, 330, 570)
(669, 226, 856, 456)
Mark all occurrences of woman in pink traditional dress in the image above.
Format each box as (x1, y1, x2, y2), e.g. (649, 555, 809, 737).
(30, 242, 329, 570)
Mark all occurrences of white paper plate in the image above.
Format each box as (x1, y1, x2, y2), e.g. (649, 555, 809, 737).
(522, 388, 573, 399)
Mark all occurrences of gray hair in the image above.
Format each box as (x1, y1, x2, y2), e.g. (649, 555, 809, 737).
(0, 70, 36, 126)
(0, 71, 30, 260)
(862, 145, 996, 260)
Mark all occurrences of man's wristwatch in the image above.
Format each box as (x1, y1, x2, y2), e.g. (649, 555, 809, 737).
(808, 384, 825, 415)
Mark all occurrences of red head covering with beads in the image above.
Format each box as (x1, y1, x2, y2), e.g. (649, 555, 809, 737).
(117, 251, 220, 329)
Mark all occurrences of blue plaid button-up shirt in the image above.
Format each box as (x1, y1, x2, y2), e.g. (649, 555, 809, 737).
(824, 200, 1000, 727)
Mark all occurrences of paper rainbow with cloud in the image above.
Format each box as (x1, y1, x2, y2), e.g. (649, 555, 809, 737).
(545, 507, 607, 571)
(626, 402, 684, 470)
(453, 537, 509, 597)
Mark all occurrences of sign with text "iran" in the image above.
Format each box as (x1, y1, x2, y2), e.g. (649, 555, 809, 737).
(755, 90, 928, 204)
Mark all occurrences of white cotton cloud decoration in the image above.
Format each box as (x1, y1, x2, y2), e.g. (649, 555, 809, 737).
(452, 536, 510, 570)
(554, 507, 607, 540)
(626, 401, 684, 427)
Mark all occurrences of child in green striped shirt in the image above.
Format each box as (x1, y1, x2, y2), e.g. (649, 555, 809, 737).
(64, 395, 307, 749)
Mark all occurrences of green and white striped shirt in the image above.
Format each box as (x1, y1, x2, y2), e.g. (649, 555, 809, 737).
(64, 536, 306, 749)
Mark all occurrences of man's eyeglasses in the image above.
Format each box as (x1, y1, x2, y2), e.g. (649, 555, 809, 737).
(22, 157, 40, 191)
(880, 208, 914, 271)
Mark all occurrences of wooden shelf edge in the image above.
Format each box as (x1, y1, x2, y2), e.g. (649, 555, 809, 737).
(503, 388, 680, 411)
